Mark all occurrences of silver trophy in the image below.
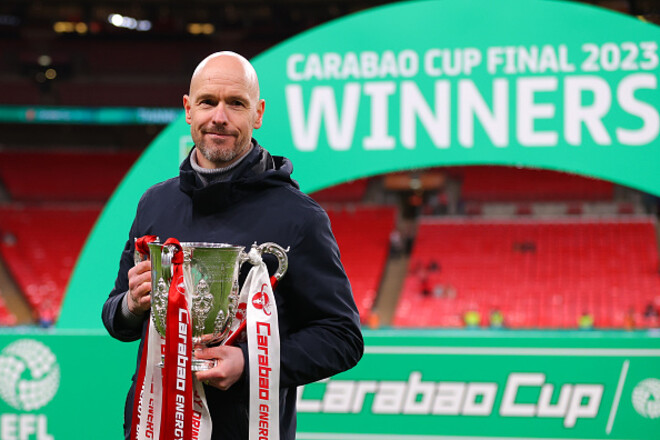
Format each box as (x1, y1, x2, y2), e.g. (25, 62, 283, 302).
(148, 241, 288, 371)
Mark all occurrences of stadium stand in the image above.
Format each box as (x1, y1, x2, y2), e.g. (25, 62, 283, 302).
(394, 216, 660, 329)
(0, 79, 42, 106)
(0, 148, 136, 324)
(325, 205, 396, 321)
(0, 149, 139, 201)
(450, 166, 615, 202)
(0, 205, 101, 323)
(310, 178, 369, 204)
(56, 82, 186, 107)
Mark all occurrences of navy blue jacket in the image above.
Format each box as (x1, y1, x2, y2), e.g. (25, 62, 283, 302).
(102, 141, 364, 439)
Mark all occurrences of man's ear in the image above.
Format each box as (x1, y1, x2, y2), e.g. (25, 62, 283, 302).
(253, 99, 265, 129)
(183, 95, 192, 124)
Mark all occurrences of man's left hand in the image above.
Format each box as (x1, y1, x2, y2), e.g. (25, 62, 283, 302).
(194, 345, 245, 390)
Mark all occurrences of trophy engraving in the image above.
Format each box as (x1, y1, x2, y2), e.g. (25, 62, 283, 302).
(213, 309, 227, 339)
(153, 277, 168, 335)
(192, 279, 213, 340)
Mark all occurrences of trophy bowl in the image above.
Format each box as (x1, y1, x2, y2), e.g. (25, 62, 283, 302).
(147, 241, 288, 371)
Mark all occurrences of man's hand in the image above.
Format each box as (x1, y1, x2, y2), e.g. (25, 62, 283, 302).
(127, 260, 152, 315)
(194, 345, 245, 390)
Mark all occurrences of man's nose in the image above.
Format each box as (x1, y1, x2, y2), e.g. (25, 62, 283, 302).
(211, 103, 229, 124)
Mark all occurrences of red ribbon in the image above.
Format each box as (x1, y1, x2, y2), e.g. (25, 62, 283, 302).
(131, 332, 150, 440)
(130, 234, 159, 440)
(135, 235, 158, 258)
(160, 238, 193, 440)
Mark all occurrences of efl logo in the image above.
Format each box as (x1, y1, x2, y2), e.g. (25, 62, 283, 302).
(632, 378, 660, 419)
(252, 284, 272, 316)
(0, 339, 58, 439)
(0, 339, 59, 411)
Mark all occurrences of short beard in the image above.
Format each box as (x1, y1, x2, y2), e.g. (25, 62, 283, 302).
(198, 141, 250, 166)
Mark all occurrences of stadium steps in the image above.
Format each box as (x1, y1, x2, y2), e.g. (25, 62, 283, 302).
(0, 256, 33, 324)
(371, 254, 410, 326)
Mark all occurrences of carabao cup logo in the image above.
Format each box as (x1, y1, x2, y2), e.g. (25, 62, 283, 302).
(0, 339, 60, 411)
(632, 378, 660, 419)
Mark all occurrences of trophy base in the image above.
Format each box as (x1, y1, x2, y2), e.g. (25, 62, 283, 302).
(157, 356, 217, 371)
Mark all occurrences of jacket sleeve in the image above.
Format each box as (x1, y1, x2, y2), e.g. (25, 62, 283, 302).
(276, 207, 364, 388)
(102, 211, 148, 342)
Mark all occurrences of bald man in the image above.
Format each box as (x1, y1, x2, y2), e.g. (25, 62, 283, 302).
(184, 52, 264, 169)
(102, 51, 364, 440)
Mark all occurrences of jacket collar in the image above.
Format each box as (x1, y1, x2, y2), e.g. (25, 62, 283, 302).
(179, 139, 298, 213)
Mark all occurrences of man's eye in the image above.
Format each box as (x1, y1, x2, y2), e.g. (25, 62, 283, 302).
(232, 100, 245, 107)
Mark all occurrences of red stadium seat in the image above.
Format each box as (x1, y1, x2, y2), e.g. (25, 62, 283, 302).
(450, 166, 614, 202)
(325, 205, 396, 321)
(0, 205, 101, 322)
(310, 179, 369, 203)
(393, 217, 660, 329)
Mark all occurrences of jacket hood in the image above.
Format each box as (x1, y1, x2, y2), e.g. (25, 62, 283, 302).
(179, 139, 299, 213)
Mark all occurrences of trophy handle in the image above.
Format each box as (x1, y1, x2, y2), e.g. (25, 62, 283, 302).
(160, 243, 179, 284)
(223, 242, 288, 348)
(256, 242, 289, 282)
(133, 235, 159, 265)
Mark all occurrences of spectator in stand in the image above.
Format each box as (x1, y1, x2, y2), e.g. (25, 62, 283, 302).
(389, 228, 404, 258)
(489, 308, 505, 329)
(427, 258, 440, 272)
(420, 274, 431, 297)
(578, 311, 594, 330)
(643, 301, 659, 327)
(367, 310, 380, 329)
(623, 308, 636, 331)
(432, 283, 445, 298)
(2, 231, 16, 246)
(403, 224, 415, 255)
(463, 309, 481, 328)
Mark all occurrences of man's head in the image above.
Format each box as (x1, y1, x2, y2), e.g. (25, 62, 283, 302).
(183, 51, 265, 169)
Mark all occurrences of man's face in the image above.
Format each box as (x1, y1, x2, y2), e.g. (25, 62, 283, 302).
(183, 55, 265, 168)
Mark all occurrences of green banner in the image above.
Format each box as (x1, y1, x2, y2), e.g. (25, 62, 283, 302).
(298, 330, 660, 439)
(0, 330, 658, 439)
(0, 330, 135, 440)
(254, 0, 660, 195)
(59, 0, 660, 330)
(0, 106, 180, 125)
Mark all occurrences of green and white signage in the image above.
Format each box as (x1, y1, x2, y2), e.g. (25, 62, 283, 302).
(256, 0, 660, 195)
(297, 331, 660, 439)
(59, 0, 660, 329)
(0, 330, 658, 439)
(1, 1, 654, 439)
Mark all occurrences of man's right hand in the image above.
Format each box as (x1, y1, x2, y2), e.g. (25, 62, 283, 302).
(127, 260, 152, 315)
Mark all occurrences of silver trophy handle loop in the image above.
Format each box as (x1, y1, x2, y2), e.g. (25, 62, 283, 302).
(134, 236, 159, 265)
(257, 242, 289, 281)
(160, 244, 177, 283)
